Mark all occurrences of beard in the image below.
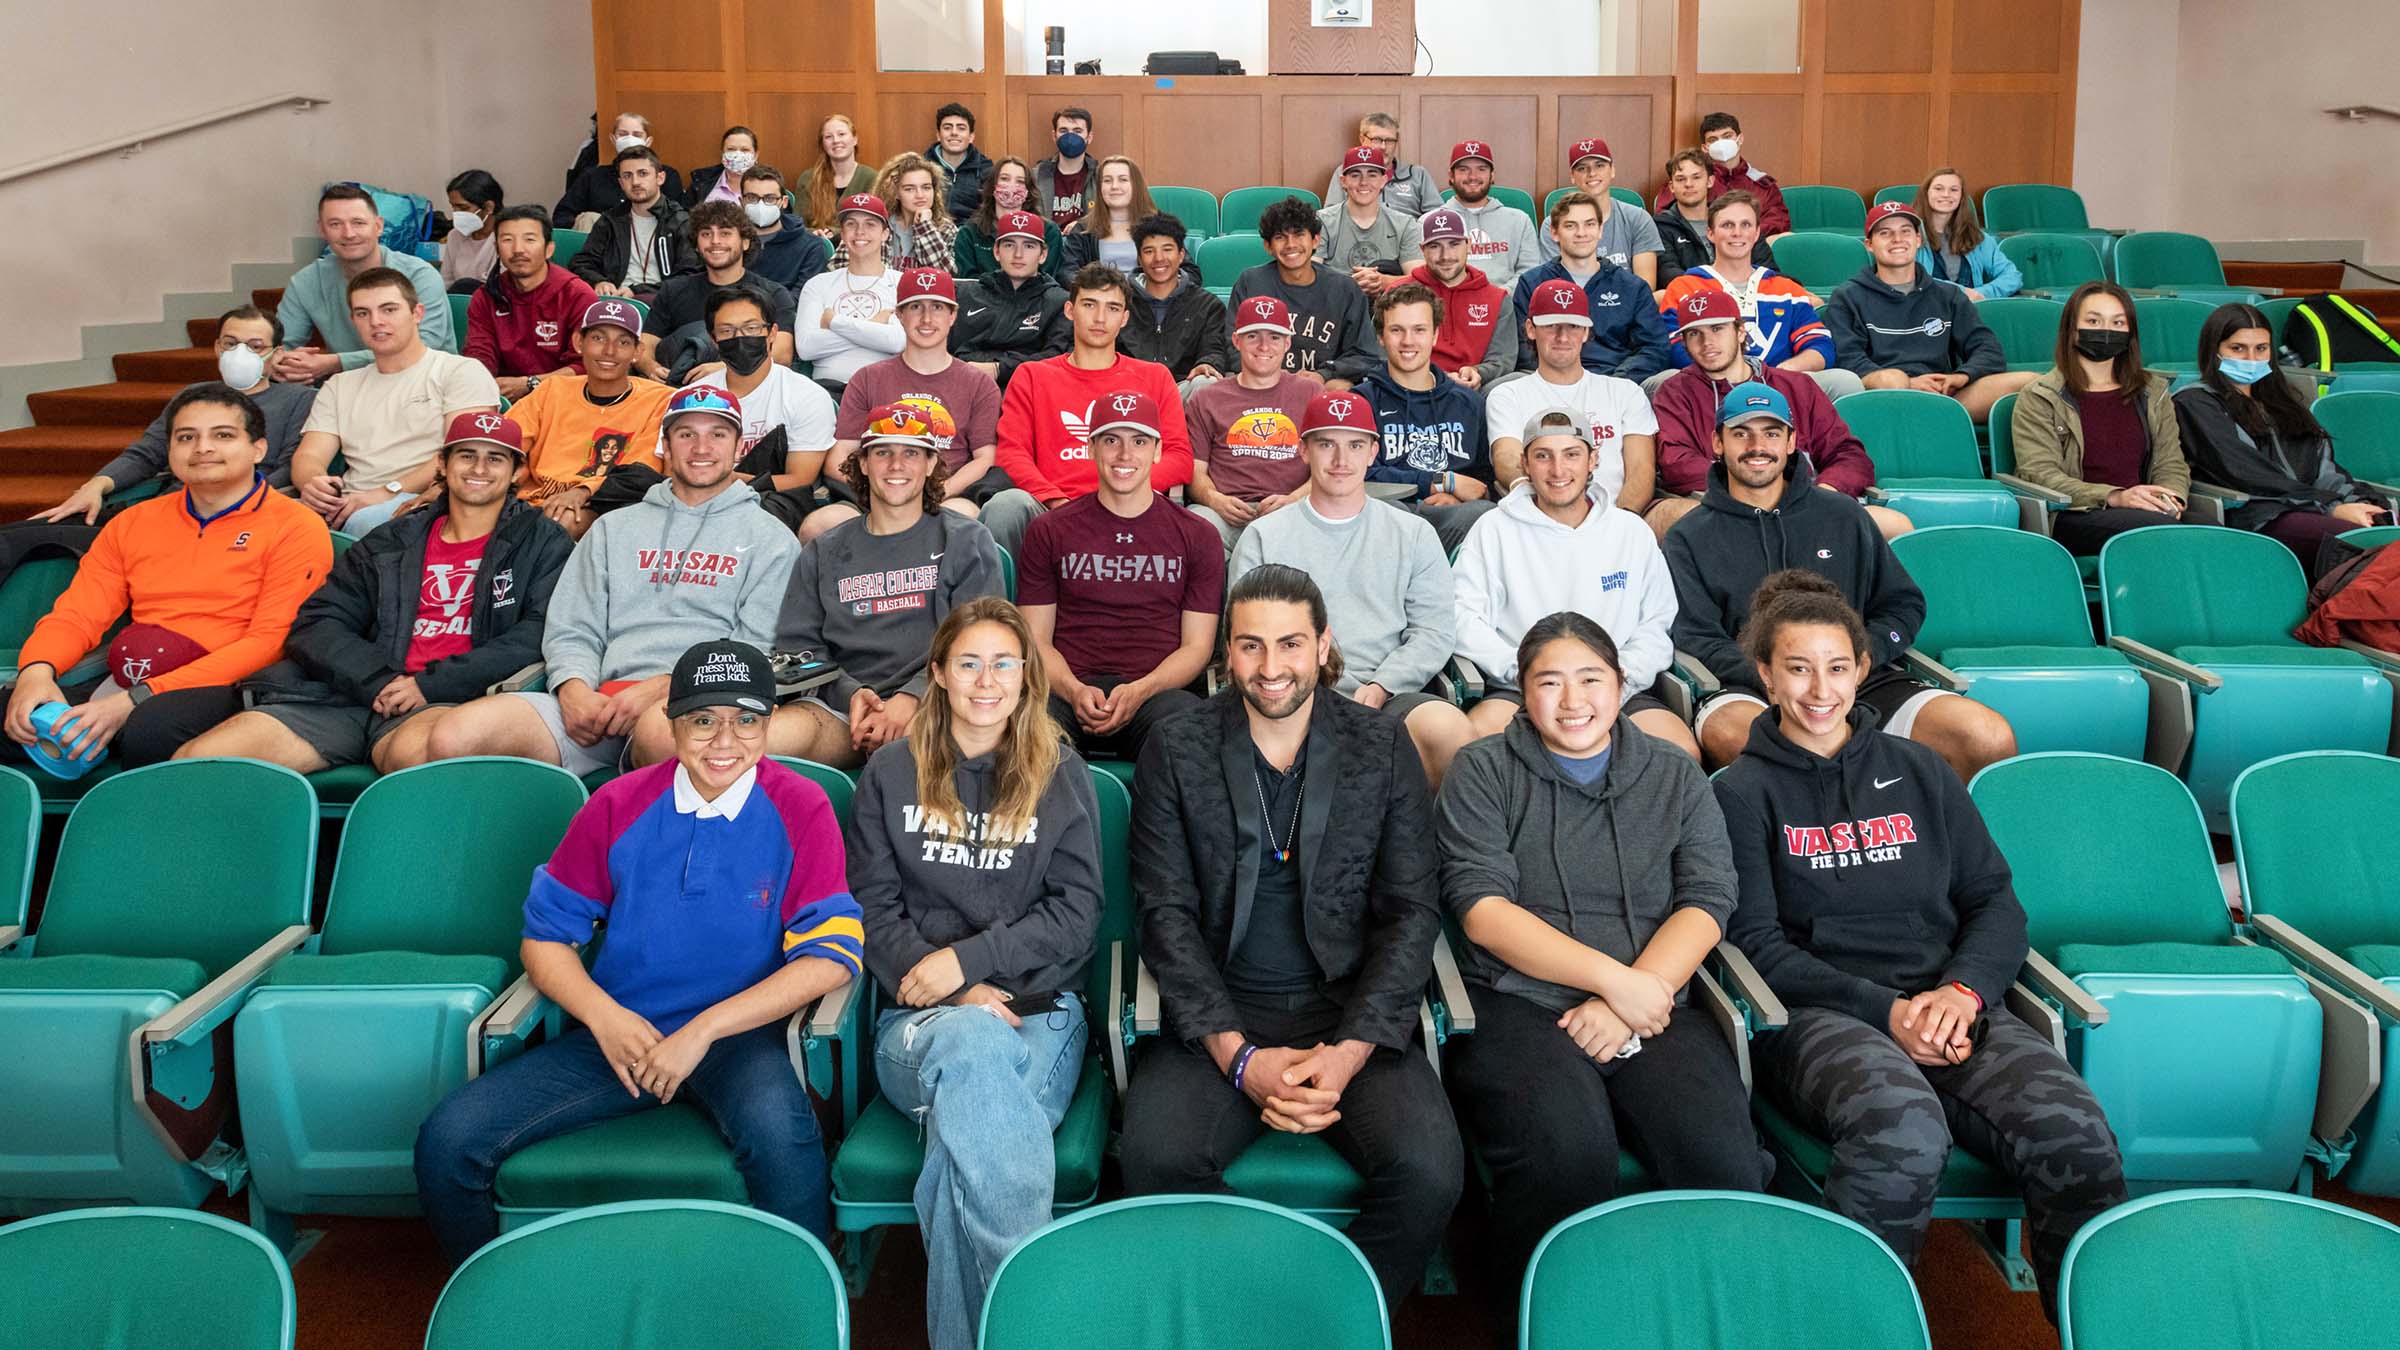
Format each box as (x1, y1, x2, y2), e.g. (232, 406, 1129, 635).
(1237, 667, 1318, 721)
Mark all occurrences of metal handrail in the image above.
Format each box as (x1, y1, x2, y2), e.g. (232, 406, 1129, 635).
(2326, 105, 2400, 124)
(0, 93, 329, 187)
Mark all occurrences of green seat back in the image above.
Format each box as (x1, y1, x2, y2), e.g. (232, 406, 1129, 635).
(625, 295, 649, 321)
(1767, 233, 1870, 295)
(2255, 295, 2304, 351)
(1611, 186, 1647, 214)
(980, 1196, 1386, 1350)
(1523, 1193, 1928, 1350)
(320, 759, 588, 975)
(1838, 388, 1984, 479)
(2100, 524, 2308, 650)
(771, 756, 854, 821)
(1874, 183, 1917, 207)
(997, 545, 1017, 601)
(1146, 186, 1220, 238)
(1982, 184, 2090, 234)
(39, 760, 315, 977)
(1196, 234, 1271, 289)
(2059, 1191, 2400, 1350)
(1978, 296, 2066, 370)
(1551, 185, 1650, 218)
(1784, 185, 1867, 235)
(2131, 297, 2217, 370)
(1999, 232, 2108, 293)
(1891, 526, 2094, 651)
(1220, 187, 1319, 237)
(0, 556, 79, 654)
(552, 228, 589, 262)
(2115, 231, 2229, 290)
(2340, 524, 2400, 549)
(0, 1207, 294, 1349)
(2310, 389, 2400, 484)
(447, 293, 469, 343)
(1989, 392, 2022, 474)
(329, 530, 360, 557)
(1970, 753, 2228, 954)
(428, 1200, 846, 1350)
(1088, 764, 1134, 1007)
(2233, 751, 2400, 951)
(0, 766, 35, 928)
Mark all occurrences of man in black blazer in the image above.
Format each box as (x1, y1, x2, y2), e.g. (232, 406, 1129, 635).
(1122, 562, 1463, 1307)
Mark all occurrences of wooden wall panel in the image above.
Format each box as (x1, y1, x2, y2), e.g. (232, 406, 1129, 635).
(874, 91, 989, 167)
(612, 1, 723, 73)
(1952, 0, 2063, 74)
(1693, 91, 1805, 182)
(1945, 92, 2059, 190)
(1268, 0, 1416, 76)
(1412, 96, 1542, 196)
(1553, 95, 1668, 192)
(743, 0, 860, 74)
(1135, 94, 1266, 195)
(748, 94, 854, 176)
(1014, 92, 1128, 163)
(1820, 0, 1934, 74)
(1818, 94, 1932, 199)
(621, 91, 734, 181)
(1278, 95, 1400, 193)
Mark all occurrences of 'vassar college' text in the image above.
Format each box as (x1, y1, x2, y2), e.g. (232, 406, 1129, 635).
(900, 804, 1038, 869)
(637, 548, 747, 586)
(1783, 813, 1917, 870)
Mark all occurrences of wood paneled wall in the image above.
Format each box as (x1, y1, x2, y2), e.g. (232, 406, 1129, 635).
(591, 0, 2079, 202)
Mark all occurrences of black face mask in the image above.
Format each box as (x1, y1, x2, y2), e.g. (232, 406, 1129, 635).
(718, 334, 770, 376)
(2073, 328, 2131, 361)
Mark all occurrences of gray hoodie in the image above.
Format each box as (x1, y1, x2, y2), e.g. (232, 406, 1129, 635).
(541, 478, 798, 689)
(775, 509, 1003, 707)
(1416, 196, 1543, 293)
(1437, 714, 1738, 1013)
(852, 738, 1104, 999)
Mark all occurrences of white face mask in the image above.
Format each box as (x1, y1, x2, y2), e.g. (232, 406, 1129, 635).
(744, 200, 780, 228)
(218, 344, 266, 389)
(1705, 137, 1741, 164)
(451, 210, 483, 236)
(723, 149, 757, 175)
(614, 133, 647, 153)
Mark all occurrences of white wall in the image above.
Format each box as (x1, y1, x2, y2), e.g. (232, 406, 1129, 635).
(997, 0, 1617, 78)
(0, 0, 593, 372)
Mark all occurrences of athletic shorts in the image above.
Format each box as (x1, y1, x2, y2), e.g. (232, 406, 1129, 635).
(508, 690, 631, 778)
(1385, 690, 1450, 721)
(252, 700, 442, 768)
(1694, 666, 1956, 741)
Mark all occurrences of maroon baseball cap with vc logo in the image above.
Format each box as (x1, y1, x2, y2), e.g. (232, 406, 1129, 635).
(444, 410, 525, 456)
(1232, 295, 1295, 336)
(897, 268, 957, 307)
(1088, 391, 1163, 440)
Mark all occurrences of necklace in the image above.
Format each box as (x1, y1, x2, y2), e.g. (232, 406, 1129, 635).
(1252, 757, 1305, 864)
(843, 267, 883, 296)
(582, 383, 631, 407)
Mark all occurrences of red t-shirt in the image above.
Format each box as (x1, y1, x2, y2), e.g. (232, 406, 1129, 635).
(1185, 374, 1316, 502)
(405, 529, 492, 673)
(994, 353, 1193, 501)
(1048, 167, 1088, 229)
(1017, 494, 1224, 679)
(835, 356, 1004, 472)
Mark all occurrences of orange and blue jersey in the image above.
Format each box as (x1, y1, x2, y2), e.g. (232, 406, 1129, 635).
(522, 759, 863, 1032)
(1658, 267, 1836, 370)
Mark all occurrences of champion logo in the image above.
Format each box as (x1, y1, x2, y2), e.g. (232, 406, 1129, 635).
(1110, 393, 1141, 414)
(472, 412, 507, 434)
(1816, 548, 1833, 559)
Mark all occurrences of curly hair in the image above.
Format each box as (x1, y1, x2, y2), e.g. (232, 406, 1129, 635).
(840, 433, 951, 514)
(1256, 195, 1322, 244)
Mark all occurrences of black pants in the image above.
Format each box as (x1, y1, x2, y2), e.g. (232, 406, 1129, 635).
(2051, 505, 2181, 556)
(1119, 990, 1464, 1308)
(1445, 987, 1770, 1285)
(1045, 676, 1203, 763)
(2, 680, 242, 769)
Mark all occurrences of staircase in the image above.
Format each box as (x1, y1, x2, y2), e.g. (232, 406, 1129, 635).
(0, 289, 285, 519)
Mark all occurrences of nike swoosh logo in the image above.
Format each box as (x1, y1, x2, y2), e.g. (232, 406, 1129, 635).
(929, 552, 943, 560)
(965, 308, 989, 317)
(733, 544, 754, 554)
(1873, 776, 1902, 790)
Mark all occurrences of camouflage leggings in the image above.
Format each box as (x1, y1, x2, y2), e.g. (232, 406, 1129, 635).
(1757, 1005, 2126, 1315)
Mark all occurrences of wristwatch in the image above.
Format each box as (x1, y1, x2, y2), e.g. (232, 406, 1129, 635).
(384, 480, 406, 495)
(525, 375, 544, 394)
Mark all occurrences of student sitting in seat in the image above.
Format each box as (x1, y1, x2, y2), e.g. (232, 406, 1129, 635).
(4, 384, 331, 769)
(1054, 155, 1158, 279)
(1510, 191, 1671, 383)
(1653, 111, 1789, 237)
(772, 402, 1004, 770)
(816, 268, 1008, 538)
(1715, 571, 2124, 1321)
(640, 202, 798, 382)
(1824, 203, 2036, 422)
(502, 299, 673, 541)
(183, 413, 569, 775)
(2011, 281, 2190, 555)
(738, 165, 833, 290)
(465, 207, 600, 402)
(673, 288, 839, 532)
(1360, 282, 1495, 551)
(793, 194, 907, 393)
(1404, 207, 1519, 391)
(1118, 214, 1231, 386)
(1483, 280, 1659, 515)
(1316, 146, 1421, 298)
(850, 597, 1103, 1350)
(856, 153, 960, 274)
(1665, 382, 2017, 779)
(553, 113, 685, 229)
(1184, 296, 1317, 552)
(1537, 137, 1663, 286)
(414, 640, 862, 1265)
(1232, 197, 1384, 391)
(568, 147, 696, 302)
(1439, 611, 1767, 1297)
(1912, 168, 2021, 301)
(796, 115, 877, 232)
(272, 185, 455, 383)
(950, 210, 1072, 390)
(953, 159, 1066, 286)
(1654, 190, 1852, 399)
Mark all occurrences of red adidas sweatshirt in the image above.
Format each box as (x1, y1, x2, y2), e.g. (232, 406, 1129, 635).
(994, 351, 1193, 501)
(465, 264, 599, 378)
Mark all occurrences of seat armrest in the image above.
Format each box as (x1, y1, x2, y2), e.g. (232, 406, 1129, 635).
(807, 973, 858, 1040)
(1430, 931, 1475, 1036)
(2338, 639, 2400, 676)
(2188, 479, 2250, 507)
(2106, 635, 2226, 692)
(1901, 647, 1970, 694)
(2252, 914, 2400, 1023)
(467, 972, 538, 1077)
(1693, 968, 1753, 1094)
(1107, 940, 1131, 1092)
(1132, 957, 1160, 1036)
(1710, 942, 1788, 1030)
(1993, 473, 2072, 506)
(481, 972, 554, 1043)
(1673, 648, 1722, 697)
(2358, 482, 2400, 511)
(1863, 486, 1892, 504)
(1443, 654, 1485, 704)
(2184, 480, 2247, 527)
(2020, 950, 2109, 1027)
(0, 923, 21, 952)
(132, 923, 311, 1163)
(140, 924, 311, 1051)
(2006, 981, 2070, 1057)
(2237, 928, 2385, 1143)
(486, 661, 545, 696)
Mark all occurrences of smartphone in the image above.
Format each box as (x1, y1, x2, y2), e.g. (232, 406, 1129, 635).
(1003, 990, 1066, 1018)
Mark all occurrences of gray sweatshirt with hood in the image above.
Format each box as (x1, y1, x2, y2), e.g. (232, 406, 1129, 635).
(541, 478, 798, 689)
(1436, 713, 1738, 1013)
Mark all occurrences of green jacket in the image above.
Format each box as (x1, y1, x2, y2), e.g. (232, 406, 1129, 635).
(2011, 368, 2188, 510)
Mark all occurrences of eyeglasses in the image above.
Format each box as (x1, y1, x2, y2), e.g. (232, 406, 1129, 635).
(216, 337, 274, 354)
(683, 710, 768, 740)
(1362, 134, 1400, 148)
(739, 192, 784, 207)
(713, 321, 772, 339)
(948, 656, 1024, 678)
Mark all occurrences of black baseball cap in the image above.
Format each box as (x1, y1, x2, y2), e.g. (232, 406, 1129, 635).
(666, 640, 776, 718)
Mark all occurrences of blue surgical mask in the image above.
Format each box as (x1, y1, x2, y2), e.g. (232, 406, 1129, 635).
(1056, 131, 1087, 159)
(2219, 356, 2273, 385)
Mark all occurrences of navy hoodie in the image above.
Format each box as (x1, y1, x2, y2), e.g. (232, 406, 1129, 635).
(1823, 263, 2004, 380)
(1359, 367, 1490, 498)
(1509, 258, 1673, 381)
(1714, 705, 2029, 1025)
(1662, 456, 1926, 695)
(751, 212, 832, 290)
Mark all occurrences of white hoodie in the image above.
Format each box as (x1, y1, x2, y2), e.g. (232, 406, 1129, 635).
(1452, 482, 1678, 691)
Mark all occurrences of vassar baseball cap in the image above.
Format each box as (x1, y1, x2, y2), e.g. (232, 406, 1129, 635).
(1087, 390, 1163, 440)
(1340, 146, 1391, 176)
(1671, 286, 1743, 337)
(896, 267, 957, 308)
(1568, 137, 1613, 167)
(1419, 207, 1470, 245)
(1231, 295, 1295, 336)
(1527, 278, 1593, 327)
(1299, 389, 1379, 439)
(1449, 139, 1495, 169)
(444, 409, 525, 456)
(1864, 200, 1923, 238)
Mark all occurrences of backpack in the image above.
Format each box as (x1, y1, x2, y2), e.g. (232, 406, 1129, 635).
(2283, 294, 2400, 371)
(2296, 539, 2400, 654)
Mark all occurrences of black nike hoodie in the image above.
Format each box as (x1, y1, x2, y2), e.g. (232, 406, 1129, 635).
(1713, 705, 2028, 1027)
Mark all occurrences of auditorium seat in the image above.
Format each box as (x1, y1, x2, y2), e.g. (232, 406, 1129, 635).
(2114, 231, 2270, 307)
(825, 766, 1130, 1291)
(2098, 524, 2393, 828)
(1891, 527, 2148, 758)
(1219, 187, 1320, 237)
(1980, 183, 2094, 235)
(0, 556, 110, 686)
(2131, 296, 2217, 374)
(2057, 1191, 2400, 1350)
(426, 1200, 848, 1350)
(447, 294, 470, 346)
(1973, 752, 2336, 1191)
(0, 1206, 297, 1350)
(0, 759, 315, 1212)
(1147, 185, 1220, 239)
(2232, 750, 2400, 1197)
(1196, 235, 1270, 289)
(1522, 1192, 1929, 1350)
(1873, 183, 1915, 207)
(1999, 232, 2109, 299)
(979, 1196, 1387, 1350)
(552, 228, 589, 265)
(1977, 296, 2066, 371)
(1763, 232, 1868, 295)
(1782, 185, 1866, 235)
(2309, 390, 2400, 495)
(1840, 389, 2019, 528)
(235, 758, 587, 1248)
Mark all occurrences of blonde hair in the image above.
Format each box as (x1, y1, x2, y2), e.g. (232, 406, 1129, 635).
(907, 598, 1064, 842)
(876, 150, 949, 219)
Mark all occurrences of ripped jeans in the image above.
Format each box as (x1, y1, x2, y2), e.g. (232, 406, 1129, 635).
(873, 994, 1086, 1350)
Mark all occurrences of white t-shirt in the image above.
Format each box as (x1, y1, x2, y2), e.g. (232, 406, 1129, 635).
(791, 268, 906, 385)
(302, 348, 502, 490)
(667, 364, 836, 468)
(1484, 368, 1658, 506)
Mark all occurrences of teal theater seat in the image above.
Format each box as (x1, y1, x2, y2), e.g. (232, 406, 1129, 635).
(0, 1206, 296, 1349)
(1842, 389, 2020, 528)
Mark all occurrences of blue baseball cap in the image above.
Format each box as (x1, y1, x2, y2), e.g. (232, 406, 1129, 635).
(663, 383, 744, 431)
(1717, 380, 1793, 428)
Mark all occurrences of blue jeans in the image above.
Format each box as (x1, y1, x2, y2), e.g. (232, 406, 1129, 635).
(414, 1022, 831, 1265)
(874, 995, 1086, 1350)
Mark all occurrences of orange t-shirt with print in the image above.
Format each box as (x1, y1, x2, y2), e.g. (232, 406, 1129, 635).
(503, 375, 672, 503)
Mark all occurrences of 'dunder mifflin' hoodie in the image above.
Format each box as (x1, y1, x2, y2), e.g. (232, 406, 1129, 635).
(540, 478, 798, 689)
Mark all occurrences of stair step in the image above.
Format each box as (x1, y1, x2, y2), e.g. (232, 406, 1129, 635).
(112, 347, 216, 384)
(2226, 260, 2345, 293)
(185, 316, 220, 346)
(25, 381, 186, 427)
(0, 425, 139, 477)
(0, 473, 114, 522)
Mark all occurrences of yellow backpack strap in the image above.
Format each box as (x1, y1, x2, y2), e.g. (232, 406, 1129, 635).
(2294, 301, 2335, 372)
(2326, 294, 2400, 361)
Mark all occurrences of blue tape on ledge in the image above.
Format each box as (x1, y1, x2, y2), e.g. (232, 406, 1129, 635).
(1156, 78, 1175, 88)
